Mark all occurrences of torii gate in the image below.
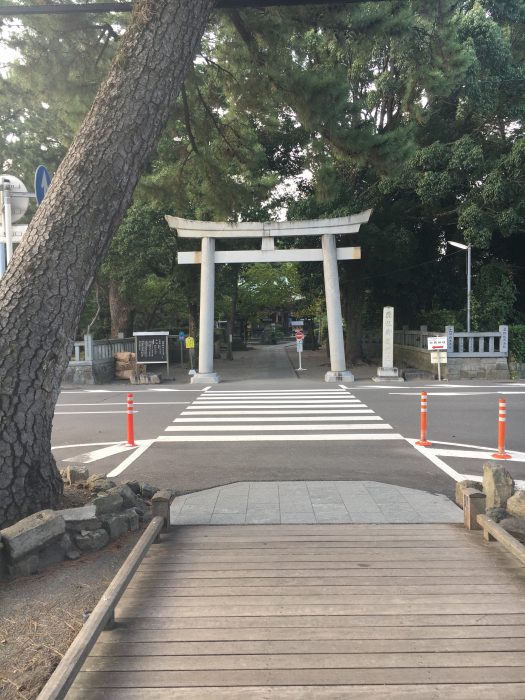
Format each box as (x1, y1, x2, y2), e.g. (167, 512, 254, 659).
(166, 211, 371, 383)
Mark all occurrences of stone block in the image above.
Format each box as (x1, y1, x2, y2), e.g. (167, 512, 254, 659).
(455, 480, 482, 508)
(141, 483, 160, 500)
(86, 474, 116, 493)
(93, 493, 124, 516)
(8, 554, 40, 578)
(483, 462, 514, 509)
(74, 528, 109, 552)
(108, 484, 139, 509)
(66, 466, 90, 484)
(486, 506, 507, 522)
(125, 480, 141, 495)
(1, 510, 65, 561)
(100, 513, 129, 540)
(57, 504, 101, 532)
(125, 509, 140, 532)
(499, 517, 525, 545)
(507, 491, 525, 519)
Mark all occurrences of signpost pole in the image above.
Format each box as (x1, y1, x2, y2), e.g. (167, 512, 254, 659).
(437, 352, 441, 382)
(3, 188, 13, 265)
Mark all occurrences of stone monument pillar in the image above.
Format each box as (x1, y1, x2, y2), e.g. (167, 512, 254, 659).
(373, 306, 403, 382)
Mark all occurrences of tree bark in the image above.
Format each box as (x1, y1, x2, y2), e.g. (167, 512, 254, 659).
(109, 278, 135, 337)
(0, 0, 215, 527)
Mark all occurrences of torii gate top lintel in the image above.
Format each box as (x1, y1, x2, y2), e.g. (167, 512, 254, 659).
(165, 210, 372, 239)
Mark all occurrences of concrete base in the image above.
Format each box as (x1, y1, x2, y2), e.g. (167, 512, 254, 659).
(190, 372, 220, 384)
(373, 367, 404, 383)
(325, 370, 354, 383)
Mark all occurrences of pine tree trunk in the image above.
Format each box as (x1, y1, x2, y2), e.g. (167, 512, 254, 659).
(0, 0, 215, 527)
(109, 279, 135, 337)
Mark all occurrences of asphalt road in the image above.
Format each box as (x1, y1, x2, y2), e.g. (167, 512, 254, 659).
(51, 345, 525, 500)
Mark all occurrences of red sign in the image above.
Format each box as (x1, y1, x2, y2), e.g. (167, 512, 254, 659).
(295, 331, 304, 341)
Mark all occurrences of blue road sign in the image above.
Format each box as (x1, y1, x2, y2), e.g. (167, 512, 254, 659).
(34, 165, 52, 205)
(178, 330, 185, 342)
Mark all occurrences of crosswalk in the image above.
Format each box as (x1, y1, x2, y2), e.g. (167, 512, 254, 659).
(157, 389, 404, 443)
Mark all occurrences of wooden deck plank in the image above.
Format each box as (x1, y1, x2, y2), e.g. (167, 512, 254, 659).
(101, 625, 525, 642)
(115, 603, 525, 618)
(125, 583, 520, 596)
(114, 613, 525, 629)
(70, 667, 525, 687)
(67, 523, 525, 698)
(82, 650, 525, 671)
(65, 682, 525, 700)
(89, 638, 525, 655)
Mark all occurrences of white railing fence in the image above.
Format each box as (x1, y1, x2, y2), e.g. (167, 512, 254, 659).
(72, 335, 135, 362)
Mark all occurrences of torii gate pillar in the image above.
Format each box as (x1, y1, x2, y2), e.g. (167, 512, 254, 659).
(192, 237, 220, 384)
(322, 233, 354, 382)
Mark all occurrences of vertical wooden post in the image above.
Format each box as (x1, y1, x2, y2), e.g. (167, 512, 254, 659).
(152, 489, 174, 542)
(462, 488, 486, 531)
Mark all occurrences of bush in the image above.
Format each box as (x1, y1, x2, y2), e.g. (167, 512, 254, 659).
(509, 325, 525, 364)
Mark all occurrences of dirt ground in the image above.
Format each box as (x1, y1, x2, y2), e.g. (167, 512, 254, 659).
(0, 488, 144, 700)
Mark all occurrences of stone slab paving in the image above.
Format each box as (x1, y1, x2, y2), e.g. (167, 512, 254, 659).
(170, 481, 462, 525)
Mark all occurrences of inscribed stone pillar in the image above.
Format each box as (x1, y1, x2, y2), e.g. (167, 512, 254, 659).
(374, 306, 403, 382)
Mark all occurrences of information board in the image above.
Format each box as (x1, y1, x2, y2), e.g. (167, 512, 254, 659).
(133, 331, 169, 364)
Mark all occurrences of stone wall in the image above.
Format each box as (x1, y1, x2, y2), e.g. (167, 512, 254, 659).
(447, 356, 510, 380)
(393, 345, 437, 376)
(63, 357, 115, 385)
(0, 469, 163, 580)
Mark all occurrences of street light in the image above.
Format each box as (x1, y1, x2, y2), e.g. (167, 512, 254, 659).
(448, 240, 471, 332)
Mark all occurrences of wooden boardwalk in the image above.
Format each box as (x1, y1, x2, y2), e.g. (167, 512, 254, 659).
(67, 524, 525, 699)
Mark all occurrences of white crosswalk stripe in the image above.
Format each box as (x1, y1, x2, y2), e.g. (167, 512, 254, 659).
(160, 389, 403, 443)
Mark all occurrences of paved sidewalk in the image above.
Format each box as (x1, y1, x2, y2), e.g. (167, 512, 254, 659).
(170, 481, 462, 525)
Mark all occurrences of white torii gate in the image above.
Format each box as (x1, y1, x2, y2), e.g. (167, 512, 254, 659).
(166, 211, 372, 383)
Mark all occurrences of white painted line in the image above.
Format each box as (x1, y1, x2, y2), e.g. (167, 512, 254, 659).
(406, 438, 465, 482)
(107, 439, 156, 478)
(202, 386, 212, 392)
(174, 415, 382, 423)
(52, 441, 126, 450)
(430, 448, 525, 462)
(165, 423, 393, 432)
(62, 443, 137, 464)
(190, 401, 365, 407)
(202, 390, 348, 394)
(55, 411, 134, 415)
(182, 409, 375, 416)
(56, 402, 190, 407)
(158, 433, 405, 443)
(60, 389, 203, 394)
(389, 391, 525, 397)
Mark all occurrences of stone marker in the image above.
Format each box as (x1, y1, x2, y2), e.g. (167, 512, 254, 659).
(65, 465, 90, 484)
(373, 306, 403, 382)
(483, 462, 514, 509)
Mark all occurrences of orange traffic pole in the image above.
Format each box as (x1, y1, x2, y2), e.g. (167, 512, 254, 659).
(415, 391, 432, 446)
(491, 397, 511, 459)
(126, 392, 136, 447)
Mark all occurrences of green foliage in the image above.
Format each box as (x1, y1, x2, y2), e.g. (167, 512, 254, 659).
(509, 325, 525, 363)
(471, 262, 518, 330)
(237, 263, 302, 323)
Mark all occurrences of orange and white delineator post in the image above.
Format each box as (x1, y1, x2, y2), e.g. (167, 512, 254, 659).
(491, 397, 511, 459)
(415, 391, 432, 447)
(126, 393, 136, 447)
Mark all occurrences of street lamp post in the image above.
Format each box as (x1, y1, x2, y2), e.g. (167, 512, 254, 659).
(448, 240, 471, 333)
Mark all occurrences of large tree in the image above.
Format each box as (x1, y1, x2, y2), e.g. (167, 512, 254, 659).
(0, 0, 215, 527)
